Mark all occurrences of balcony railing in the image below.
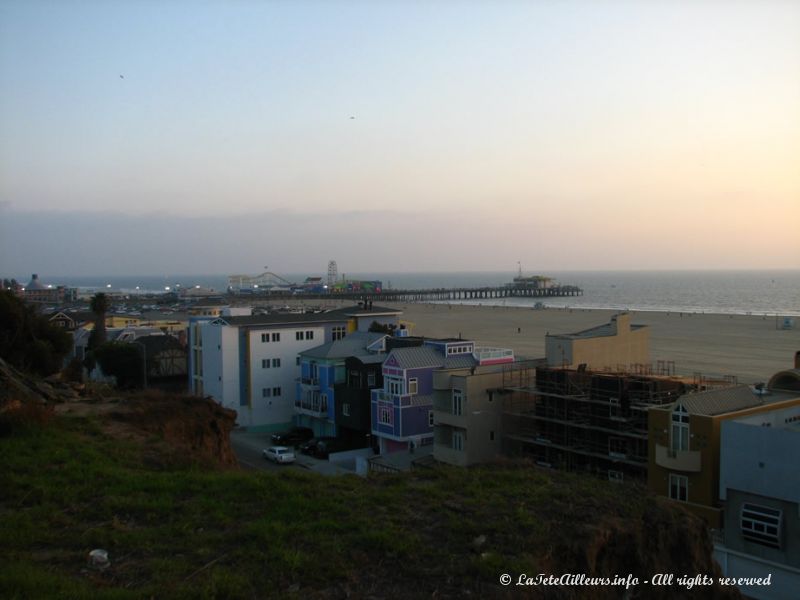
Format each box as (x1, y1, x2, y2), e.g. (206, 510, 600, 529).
(654, 444, 702, 472)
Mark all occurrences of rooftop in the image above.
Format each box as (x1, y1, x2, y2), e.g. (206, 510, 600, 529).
(300, 332, 386, 360)
(674, 385, 800, 416)
(214, 305, 401, 327)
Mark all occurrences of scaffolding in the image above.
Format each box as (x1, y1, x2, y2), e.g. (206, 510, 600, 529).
(502, 366, 694, 481)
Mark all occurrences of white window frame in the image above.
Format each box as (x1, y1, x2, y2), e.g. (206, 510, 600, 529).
(408, 377, 418, 395)
(452, 430, 464, 451)
(261, 333, 270, 343)
(668, 473, 688, 502)
(272, 358, 280, 368)
(379, 406, 392, 425)
(452, 389, 463, 416)
(262, 359, 270, 369)
(343, 403, 350, 417)
(387, 377, 403, 396)
(741, 503, 782, 548)
(671, 404, 690, 453)
(367, 371, 376, 387)
(272, 386, 281, 397)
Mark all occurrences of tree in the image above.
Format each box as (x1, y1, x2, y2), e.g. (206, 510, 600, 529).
(0, 290, 71, 377)
(94, 342, 144, 389)
(89, 293, 111, 350)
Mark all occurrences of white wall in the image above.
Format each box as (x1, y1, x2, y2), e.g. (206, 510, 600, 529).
(246, 325, 326, 428)
(200, 323, 241, 422)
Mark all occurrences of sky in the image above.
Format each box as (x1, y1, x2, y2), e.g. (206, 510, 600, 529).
(1, 0, 799, 276)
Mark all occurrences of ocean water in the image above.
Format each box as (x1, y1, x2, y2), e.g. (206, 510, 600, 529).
(23, 270, 800, 316)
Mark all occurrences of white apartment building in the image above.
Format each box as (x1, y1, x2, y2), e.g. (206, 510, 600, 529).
(188, 305, 401, 431)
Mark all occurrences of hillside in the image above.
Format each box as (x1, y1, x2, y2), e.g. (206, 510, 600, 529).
(0, 361, 740, 599)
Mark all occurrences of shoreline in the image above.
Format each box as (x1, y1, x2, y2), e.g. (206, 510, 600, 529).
(376, 302, 799, 385)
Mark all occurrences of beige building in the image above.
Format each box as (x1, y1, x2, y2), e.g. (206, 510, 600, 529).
(545, 312, 649, 371)
(432, 367, 506, 467)
(648, 382, 800, 528)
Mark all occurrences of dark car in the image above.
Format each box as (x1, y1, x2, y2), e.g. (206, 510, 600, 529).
(299, 436, 335, 455)
(313, 438, 351, 459)
(270, 426, 314, 447)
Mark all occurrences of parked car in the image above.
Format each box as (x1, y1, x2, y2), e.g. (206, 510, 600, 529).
(270, 426, 314, 447)
(313, 438, 351, 459)
(262, 446, 296, 464)
(299, 436, 335, 455)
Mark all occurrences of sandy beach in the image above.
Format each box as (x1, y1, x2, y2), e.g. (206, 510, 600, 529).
(376, 303, 800, 384)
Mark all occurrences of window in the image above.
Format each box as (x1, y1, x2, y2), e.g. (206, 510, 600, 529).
(320, 393, 327, 412)
(379, 406, 392, 425)
(671, 405, 690, 452)
(272, 387, 281, 397)
(741, 503, 782, 548)
(296, 331, 303, 340)
(332, 326, 346, 341)
(609, 397, 623, 420)
(296, 356, 300, 366)
(343, 403, 350, 417)
(453, 431, 464, 451)
(367, 371, 376, 387)
(489, 431, 495, 441)
(609, 437, 627, 458)
(310, 362, 318, 380)
(262, 388, 271, 398)
(272, 332, 280, 342)
(668, 474, 688, 502)
(608, 470, 624, 483)
(305, 330, 313, 340)
(388, 378, 402, 396)
(261, 333, 269, 343)
(452, 389, 463, 416)
(428, 411, 434, 426)
(408, 378, 418, 395)
(262, 359, 270, 369)
(272, 358, 281, 368)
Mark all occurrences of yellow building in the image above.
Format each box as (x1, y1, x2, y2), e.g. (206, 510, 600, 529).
(648, 383, 800, 528)
(545, 312, 650, 371)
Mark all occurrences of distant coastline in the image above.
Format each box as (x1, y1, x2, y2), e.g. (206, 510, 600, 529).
(11, 269, 800, 317)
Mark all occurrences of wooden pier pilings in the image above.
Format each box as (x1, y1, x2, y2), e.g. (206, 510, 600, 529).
(237, 285, 583, 303)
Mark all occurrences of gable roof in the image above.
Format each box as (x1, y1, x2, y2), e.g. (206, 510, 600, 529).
(387, 346, 478, 370)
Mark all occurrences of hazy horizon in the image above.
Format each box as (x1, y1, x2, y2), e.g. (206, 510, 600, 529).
(2, 1, 798, 275)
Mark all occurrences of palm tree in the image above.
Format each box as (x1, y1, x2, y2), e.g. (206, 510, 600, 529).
(89, 292, 111, 349)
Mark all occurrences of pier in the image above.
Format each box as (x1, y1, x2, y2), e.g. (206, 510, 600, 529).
(236, 284, 583, 303)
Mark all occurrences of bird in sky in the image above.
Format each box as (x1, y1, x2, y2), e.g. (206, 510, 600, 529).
(349, 116, 355, 119)
(120, 74, 124, 79)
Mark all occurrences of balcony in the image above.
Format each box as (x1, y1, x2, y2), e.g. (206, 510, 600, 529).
(294, 397, 328, 418)
(654, 444, 702, 472)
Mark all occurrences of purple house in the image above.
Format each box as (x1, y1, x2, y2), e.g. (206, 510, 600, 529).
(371, 339, 479, 454)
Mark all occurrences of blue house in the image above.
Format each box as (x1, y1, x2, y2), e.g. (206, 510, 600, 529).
(296, 332, 388, 437)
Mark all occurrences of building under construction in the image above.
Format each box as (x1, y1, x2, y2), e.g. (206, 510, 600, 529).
(501, 364, 728, 483)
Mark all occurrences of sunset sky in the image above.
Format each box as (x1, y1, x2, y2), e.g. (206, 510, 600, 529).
(1, 1, 798, 275)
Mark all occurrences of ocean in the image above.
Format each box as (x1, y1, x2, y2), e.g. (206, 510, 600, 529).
(20, 270, 800, 317)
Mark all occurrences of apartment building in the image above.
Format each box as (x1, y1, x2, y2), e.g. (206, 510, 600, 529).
(647, 374, 800, 528)
(188, 305, 401, 431)
(545, 312, 650, 371)
(714, 399, 800, 600)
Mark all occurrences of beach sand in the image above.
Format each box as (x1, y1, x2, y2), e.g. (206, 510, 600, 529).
(376, 303, 799, 384)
